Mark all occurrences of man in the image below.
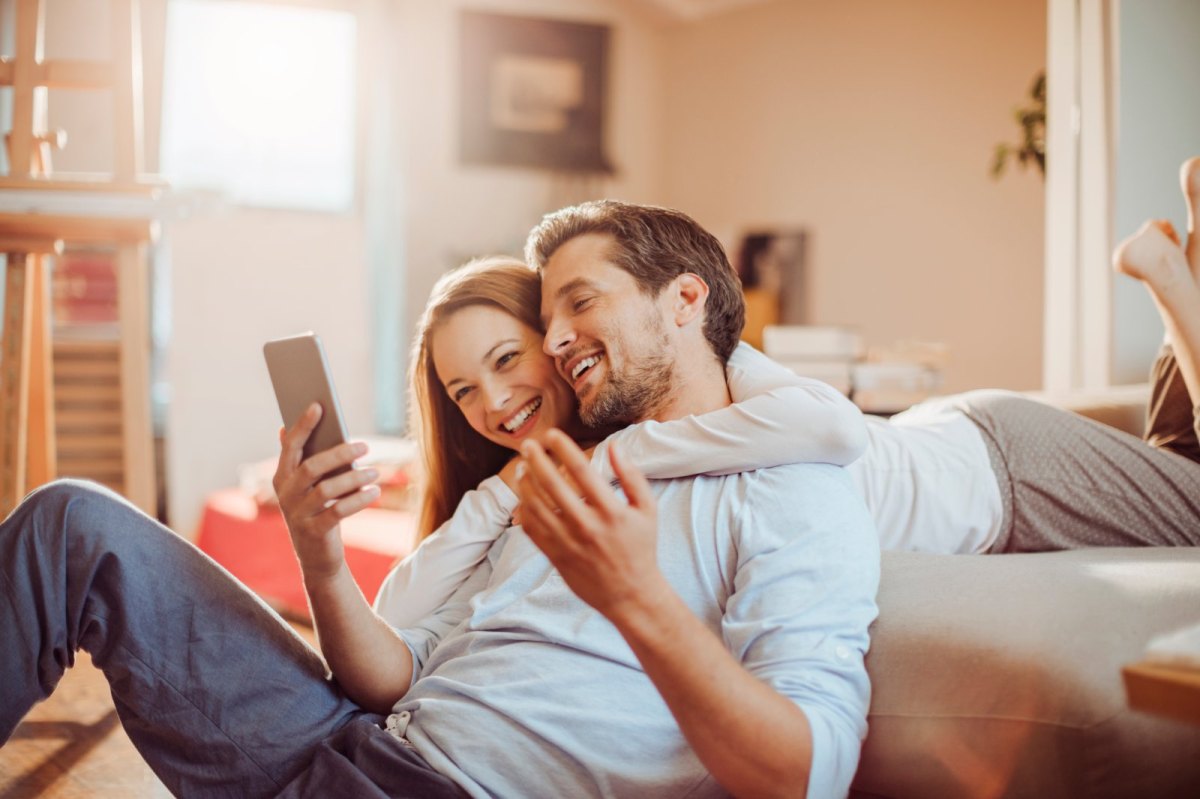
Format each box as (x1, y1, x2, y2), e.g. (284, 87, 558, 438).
(515, 201, 881, 796)
(0, 201, 877, 798)
(357, 201, 878, 797)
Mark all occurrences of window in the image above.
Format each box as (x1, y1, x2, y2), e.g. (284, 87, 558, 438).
(160, 0, 357, 212)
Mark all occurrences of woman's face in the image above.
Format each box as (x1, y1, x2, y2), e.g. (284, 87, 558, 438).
(431, 304, 577, 451)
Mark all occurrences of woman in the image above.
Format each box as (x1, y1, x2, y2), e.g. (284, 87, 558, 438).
(375, 159, 1200, 628)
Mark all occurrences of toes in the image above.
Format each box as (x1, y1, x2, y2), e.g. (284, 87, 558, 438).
(1153, 219, 1182, 247)
(1113, 221, 1174, 280)
(1183, 157, 1200, 275)
(1182, 156, 1200, 202)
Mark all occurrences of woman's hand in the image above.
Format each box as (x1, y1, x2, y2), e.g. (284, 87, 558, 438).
(273, 403, 380, 583)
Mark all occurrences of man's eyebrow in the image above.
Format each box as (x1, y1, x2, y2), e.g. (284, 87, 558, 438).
(555, 277, 596, 300)
(444, 338, 520, 389)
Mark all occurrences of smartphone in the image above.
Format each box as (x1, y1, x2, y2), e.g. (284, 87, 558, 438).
(263, 332, 352, 478)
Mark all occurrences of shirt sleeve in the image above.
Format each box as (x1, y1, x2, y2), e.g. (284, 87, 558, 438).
(372, 475, 516, 629)
(395, 556, 495, 689)
(590, 342, 867, 482)
(723, 464, 880, 799)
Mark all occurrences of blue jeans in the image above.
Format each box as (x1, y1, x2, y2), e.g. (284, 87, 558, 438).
(0, 480, 462, 798)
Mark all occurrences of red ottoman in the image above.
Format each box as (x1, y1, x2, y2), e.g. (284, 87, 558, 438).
(195, 488, 417, 620)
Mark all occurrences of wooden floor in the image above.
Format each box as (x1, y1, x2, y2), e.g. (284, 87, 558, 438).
(0, 623, 316, 798)
(0, 651, 168, 798)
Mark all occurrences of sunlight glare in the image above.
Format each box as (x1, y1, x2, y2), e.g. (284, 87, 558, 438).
(160, 0, 357, 211)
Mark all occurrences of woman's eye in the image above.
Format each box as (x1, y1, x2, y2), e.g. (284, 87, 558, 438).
(453, 386, 472, 403)
(496, 351, 517, 368)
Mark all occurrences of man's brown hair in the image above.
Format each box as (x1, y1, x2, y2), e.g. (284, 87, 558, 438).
(524, 200, 745, 363)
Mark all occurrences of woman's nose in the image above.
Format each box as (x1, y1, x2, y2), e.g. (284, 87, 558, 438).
(481, 380, 511, 412)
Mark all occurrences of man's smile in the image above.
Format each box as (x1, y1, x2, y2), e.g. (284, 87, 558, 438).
(561, 350, 606, 393)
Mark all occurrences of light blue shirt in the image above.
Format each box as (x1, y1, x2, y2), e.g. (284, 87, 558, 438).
(391, 463, 880, 798)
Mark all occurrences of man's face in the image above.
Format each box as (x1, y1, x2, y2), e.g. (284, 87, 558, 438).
(540, 233, 676, 427)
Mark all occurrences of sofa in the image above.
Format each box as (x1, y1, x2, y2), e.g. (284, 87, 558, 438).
(852, 388, 1200, 797)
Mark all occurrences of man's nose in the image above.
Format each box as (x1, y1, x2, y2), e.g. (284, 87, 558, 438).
(543, 315, 575, 358)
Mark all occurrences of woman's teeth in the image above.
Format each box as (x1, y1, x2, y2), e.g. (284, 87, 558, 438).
(572, 354, 603, 381)
(502, 398, 542, 433)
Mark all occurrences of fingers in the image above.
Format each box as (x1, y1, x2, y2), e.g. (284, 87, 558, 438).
(518, 483, 569, 555)
(297, 441, 368, 489)
(295, 469, 380, 523)
(280, 403, 322, 470)
(520, 436, 591, 521)
(278, 442, 371, 522)
(302, 465, 380, 512)
(310, 483, 381, 529)
(515, 461, 570, 560)
(608, 443, 654, 510)
(538, 429, 621, 515)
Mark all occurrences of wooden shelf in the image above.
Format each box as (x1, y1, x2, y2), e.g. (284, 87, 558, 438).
(0, 213, 156, 244)
(0, 176, 165, 195)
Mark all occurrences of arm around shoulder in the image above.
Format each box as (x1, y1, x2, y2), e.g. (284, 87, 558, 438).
(591, 343, 867, 482)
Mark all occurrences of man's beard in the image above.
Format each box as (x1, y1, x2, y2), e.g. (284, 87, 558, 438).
(579, 320, 675, 428)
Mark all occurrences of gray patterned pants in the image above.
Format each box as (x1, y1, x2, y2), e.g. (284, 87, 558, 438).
(956, 346, 1200, 552)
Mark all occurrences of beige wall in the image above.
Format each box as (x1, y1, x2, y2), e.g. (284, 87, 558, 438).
(660, 0, 1047, 392)
(393, 0, 666, 361)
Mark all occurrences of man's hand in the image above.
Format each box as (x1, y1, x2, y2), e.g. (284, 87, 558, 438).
(516, 429, 666, 620)
(273, 403, 380, 583)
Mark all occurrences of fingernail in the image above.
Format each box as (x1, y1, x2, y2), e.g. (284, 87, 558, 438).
(365, 468, 379, 480)
(354, 443, 368, 455)
(515, 462, 527, 480)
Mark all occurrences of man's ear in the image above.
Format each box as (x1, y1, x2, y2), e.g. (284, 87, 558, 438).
(671, 273, 710, 328)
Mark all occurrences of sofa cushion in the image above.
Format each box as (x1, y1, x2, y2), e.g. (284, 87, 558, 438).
(853, 548, 1200, 798)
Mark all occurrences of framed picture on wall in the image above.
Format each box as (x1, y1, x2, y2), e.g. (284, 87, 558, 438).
(460, 11, 612, 173)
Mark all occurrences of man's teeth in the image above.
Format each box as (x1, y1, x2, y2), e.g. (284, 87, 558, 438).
(572, 355, 603, 381)
(502, 398, 542, 432)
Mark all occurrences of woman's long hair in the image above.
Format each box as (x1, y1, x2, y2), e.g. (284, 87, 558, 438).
(409, 256, 543, 539)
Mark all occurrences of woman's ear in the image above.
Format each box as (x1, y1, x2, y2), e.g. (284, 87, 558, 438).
(672, 273, 710, 327)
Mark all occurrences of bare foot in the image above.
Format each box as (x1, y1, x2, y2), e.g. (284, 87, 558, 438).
(1113, 219, 1190, 290)
(1182, 156, 1200, 278)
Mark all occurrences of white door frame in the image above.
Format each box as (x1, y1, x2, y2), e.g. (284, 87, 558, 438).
(1043, 0, 1117, 393)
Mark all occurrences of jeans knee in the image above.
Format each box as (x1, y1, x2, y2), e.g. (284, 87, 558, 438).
(25, 478, 122, 513)
(13, 479, 135, 545)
